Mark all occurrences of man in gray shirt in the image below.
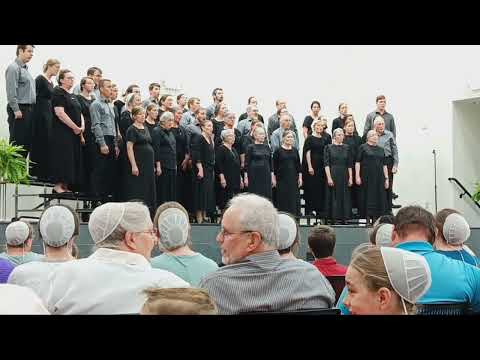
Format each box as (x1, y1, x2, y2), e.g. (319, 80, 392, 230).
(141, 82, 161, 108)
(267, 99, 298, 140)
(363, 95, 397, 140)
(236, 104, 260, 136)
(89, 79, 118, 199)
(73, 66, 102, 99)
(374, 116, 398, 214)
(5, 45, 36, 156)
(205, 88, 223, 120)
(180, 97, 200, 127)
(199, 193, 335, 314)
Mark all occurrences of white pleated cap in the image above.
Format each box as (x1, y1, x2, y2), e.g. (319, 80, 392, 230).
(376, 224, 394, 246)
(39, 206, 75, 247)
(5, 221, 30, 246)
(157, 208, 189, 250)
(88, 202, 152, 244)
(277, 213, 297, 250)
(443, 213, 471, 245)
(0, 284, 50, 314)
(381, 247, 432, 304)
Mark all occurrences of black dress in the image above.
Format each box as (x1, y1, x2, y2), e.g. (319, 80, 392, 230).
(273, 147, 301, 216)
(324, 144, 353, 222)
(119, 110, 133, 140)
(245, 143, 272, 200)
(212, 118, 225, 148)
(344, 134, 362, 210)
(216, 144, 241, 210)
(145, 121, 157, 138)
(171, 125, 191, 212)
(30, 75, 54, 181)
(191, 133, 216, 214)
(302, 115, 320, 136)
(356, 143, 388, 219)
(124, 125, 156, 212)
(152, 126, 177, 207)
(76, 95, 95, 193)
(114, 100, 124, 119)
(302, 134, 331, 216)
(50, 87, 84, 187)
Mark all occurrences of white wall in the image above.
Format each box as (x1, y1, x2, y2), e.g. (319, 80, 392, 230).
(1, 45, 480, 220)
(453, 99, 480, 226)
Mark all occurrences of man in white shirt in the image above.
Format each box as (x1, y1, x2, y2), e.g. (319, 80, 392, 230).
(46, 202, 189, 315)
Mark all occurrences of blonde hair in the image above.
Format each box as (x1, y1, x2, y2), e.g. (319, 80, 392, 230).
(43, 58, 60, 73)
(141, 288, 218, 315)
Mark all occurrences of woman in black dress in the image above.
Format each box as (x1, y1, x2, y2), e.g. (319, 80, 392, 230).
(216, 129, 243, 212)
(302, 118, 331, 217)
(172, 106, 191, 212)
(152, 111, 176, 207)
(244, 126, 274, 200)
(224, 111, 243, 155)
(273, 130, 302, 216)
(239, 119, 264, 170)
(30, 59, 60, 181)
(76, 77, 96, 193)
(191, 119, 216, 224)
(124, 106, 156, 214)
(145, 103, 159, 137)
(302, 100, 321, 139)
(355, 130, 389, 225)
(50, 69, 84, 193)
(324, 128, 353, 224)
(343, 116, 362, 213)
(119, 93, 142, 139)
(331, 103, 359, 135)
(212, 102, 227, 148)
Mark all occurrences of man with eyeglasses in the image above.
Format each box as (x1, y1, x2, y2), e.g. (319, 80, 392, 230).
(46, 202, 189, 314)
(199, 193, 335, 314)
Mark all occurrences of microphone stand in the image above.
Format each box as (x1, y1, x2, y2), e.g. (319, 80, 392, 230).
(432, 149, 438, 213)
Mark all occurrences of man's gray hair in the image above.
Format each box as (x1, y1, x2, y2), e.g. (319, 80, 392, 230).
(246, 104, 257, 114)
(159, 111, 174, 126)
(373, 116, 385, 126)
(333, 128, 344, 138)
(227, 193, 279, 247)
(366, 129, 377, 140)
(221, 128, 234, 141)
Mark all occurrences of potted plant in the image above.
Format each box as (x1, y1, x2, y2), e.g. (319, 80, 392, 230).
(0, 138, 30, 184)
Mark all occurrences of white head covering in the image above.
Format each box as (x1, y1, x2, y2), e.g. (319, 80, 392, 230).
(381, 247, 431, 311)
(40, 206, 76, 247)
(157, 208, 189, 250)
(88, 202, 152, 244)
(0, 284, 50, 314)
(443, 213, 471, 245)
(277, 213, 297, 250)
(5, 221, 30, 246)
(375, 224, 394, 246)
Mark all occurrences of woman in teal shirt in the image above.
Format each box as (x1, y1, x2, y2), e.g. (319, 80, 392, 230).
(151, 202, 218, 286)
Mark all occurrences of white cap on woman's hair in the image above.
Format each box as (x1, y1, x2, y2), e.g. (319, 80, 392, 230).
(443, 213, 471, 245)
(40, 206, 75, 247)
(277, 213, 297, 251)
(157, 208, 189, 250)
(5, 221, 30, 246)
(381, 247, 431, 305)
(0, 284, 49, 314)
(376, 224, 394, 246)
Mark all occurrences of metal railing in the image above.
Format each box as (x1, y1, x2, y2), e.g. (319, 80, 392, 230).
(448, 177, 480, 210)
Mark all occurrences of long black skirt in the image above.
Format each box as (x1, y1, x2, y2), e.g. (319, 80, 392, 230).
(192, 165, 216, 214)
(156, 168, 177, 207)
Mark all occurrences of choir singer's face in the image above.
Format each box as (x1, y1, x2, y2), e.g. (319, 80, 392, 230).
(253, 128, 266, 143)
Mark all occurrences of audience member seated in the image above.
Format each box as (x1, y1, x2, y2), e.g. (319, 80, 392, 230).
(46, 202, 189, 314)
(0, 221, 43, 266)
(434, 209, 478, 267)
(392, 206, 480, 313)
(370, 223, 394, 246)
(277, 212, 300, 260)
(8, 205, 78, 305)
(199, 193, 335, 314)
(0, 258, 14, 283)
(373, 214, 395, 227)
(140, 288, 218, 315)
(343, 245, 431, 315)
(0, 284, 50, 315)
(308, 225, 348, 277)
(150, 202, 218, 286)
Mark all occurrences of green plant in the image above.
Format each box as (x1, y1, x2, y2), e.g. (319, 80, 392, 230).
(0, 138, 30, 184)
(474, 182, 480, 202)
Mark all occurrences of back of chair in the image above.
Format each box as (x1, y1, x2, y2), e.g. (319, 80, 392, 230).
(326, 276, 346, 304)
(416, 303, 470, 315)
(242, 308, 340, 315)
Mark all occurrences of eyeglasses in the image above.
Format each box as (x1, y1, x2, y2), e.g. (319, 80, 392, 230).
(134, 229, 157, 236)
(218, 226, 252, 238)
